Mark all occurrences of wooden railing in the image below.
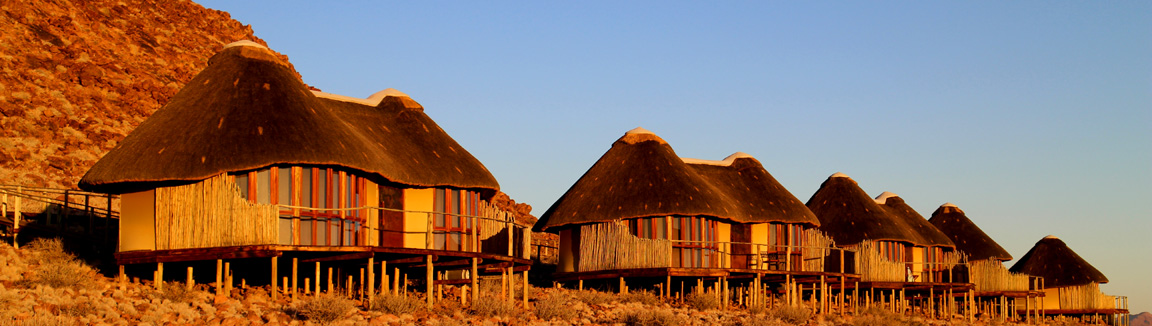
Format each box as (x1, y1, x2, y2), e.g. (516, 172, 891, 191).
(155, 174, 279, 249)
(0, 185, 119, 246)
(850, 240, 968, 283)
(574, 221, 856, 274)
(969, 259, 1036, 292)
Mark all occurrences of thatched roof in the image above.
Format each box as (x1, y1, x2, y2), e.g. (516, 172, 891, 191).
(534, 128, 819, 233)
(927, 203, 1012, 261)
(1009, 235, 1108, 287)
(874, 192, 956, 249)
(80, 42, 498, 194)
(805, 173, 923, 246)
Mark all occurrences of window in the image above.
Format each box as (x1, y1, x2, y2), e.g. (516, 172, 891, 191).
(230, 166, 367, 247)
(433, 188, 479, 251)
(668, 216, 718, 268)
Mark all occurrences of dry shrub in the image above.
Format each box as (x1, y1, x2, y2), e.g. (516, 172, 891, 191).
(726, 316, 787, 326)
(534, 292, 577, 321)
(372, 293, 424, 315)
(619, 309, 682, 326)
(24, 238, 96, 289)
(686, 292, 721, 311)
(770, 305, 812, 324)
(0, 315, 75, 326)
(57, 300, 96, 317)
(150, 282, 197, 303)
(290, 294, 353, 324)
(572, 289, 613, 305)
(746, 302, 766, 315)
(620, 290, 660, 305)
(853, 307, 902, 326)
(470, 295, 517, 317)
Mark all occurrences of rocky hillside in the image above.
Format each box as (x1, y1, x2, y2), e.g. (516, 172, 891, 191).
(1133, 312, 1152, 326)
(0, 0, 283, 189)
(0, 0, 542, 225)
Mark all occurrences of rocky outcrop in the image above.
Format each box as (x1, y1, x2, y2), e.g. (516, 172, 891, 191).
(0, 0, 292, 189)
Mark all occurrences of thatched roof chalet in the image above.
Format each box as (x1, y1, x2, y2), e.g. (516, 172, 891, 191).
(928, 203, 1013, 261)
(805, 173, 923, 246)
(874, 192, 956, 249)
(534, 128, 819, 233)
(1009, 235, 1109, 287)
(80, 41, 498, 195)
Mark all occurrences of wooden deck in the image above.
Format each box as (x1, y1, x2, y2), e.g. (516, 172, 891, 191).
(115, 244, 534, 266)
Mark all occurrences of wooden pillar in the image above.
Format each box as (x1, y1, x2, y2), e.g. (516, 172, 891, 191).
(393, 267, 400, 296)
(315, 262, 321, 297)
(380, 261, 388, 295)
(618, 276, 625, 294)
(425, 255, 434, 307)
(366, 257, 374, 306)
(224, 262, 232, 295)
(271, 257, 279, 300)
(291, 258, 299, 300)
(470, 258, 478, 304)
(327, 267, 334, 295)
(578, 279, 583, 291)
(508, 266, 516, 301)
(187, 266, 195, 291)
(665, 275, 672, 299)
(347, 275, 353, 297)
(12, 190, 19, 249)
(155, 262, 164, 290)
(360, 268, 366, 300)
(522, 270, 529, 307)
(215, 259, 223, 297)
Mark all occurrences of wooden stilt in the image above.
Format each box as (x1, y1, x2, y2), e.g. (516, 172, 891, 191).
(271, 256, 279, 300)
(522, 270, 529, 307)
(393, 268, 400, 296)
(215, 259, 223, 297)
(155, 263, 164, 290)
(315, 262, 321, 297)
(403, 273, 408, 294)
(292, 258, 299, 300)
(304, 278, 311, 295)
(119, 265, 126, 291)
(470, 258, 478, 304)
(380, 260, 388, 295)
(283, 277, 289, 298)
(367, 257, 374, 306)
(360, 268, 366, 300)
(224, 262, 231, 295)
(578, 279, 583, 291)
(187, 266, 194, 291)
(618, 276, 625, 294)
(347, 275, 353, 297)
(426, 255, 434, 307)
(327, 267, 334, 295)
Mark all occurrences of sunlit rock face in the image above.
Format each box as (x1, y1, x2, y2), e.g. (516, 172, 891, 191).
(0, 0, 295, 189)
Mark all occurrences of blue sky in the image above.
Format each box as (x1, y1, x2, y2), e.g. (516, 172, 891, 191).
(198, 0, 1151, 312)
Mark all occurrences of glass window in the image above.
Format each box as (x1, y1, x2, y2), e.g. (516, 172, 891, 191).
(301, 168, 312, 207)
(235, 173, 249, 199)
(300, 218, 313, 246)
(278, 167, 290, 205)
(256, 169, 271, 204)
(278, 217, 293, 245)
(318, 170, 328, 209)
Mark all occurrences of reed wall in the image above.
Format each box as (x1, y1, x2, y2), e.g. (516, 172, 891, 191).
(154, 174, 279, 250)
(970, 259, 1031, 292)
(578, 221, 671, 272)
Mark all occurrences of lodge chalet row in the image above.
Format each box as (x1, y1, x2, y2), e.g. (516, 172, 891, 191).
(58, 41, 1124, 322)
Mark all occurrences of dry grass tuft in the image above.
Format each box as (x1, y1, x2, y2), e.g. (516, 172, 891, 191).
(371, 293, 424, 315)
(23, 238, 96, 289)
(852, 307, 904, 326)
(534, 292, 577, 321)
(470, 295, 517, 317)
(770, 305, 812, 324)
(149, 282, 197, 303)
(619, 309, 683, 326)
(289, 294, 353, 325)
(685, 292, 721, 311)
(619, 290, 661, 305)
(571, 289, 613, 305)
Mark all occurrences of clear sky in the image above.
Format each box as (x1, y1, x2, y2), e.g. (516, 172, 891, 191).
(197, 0, 1150, 313)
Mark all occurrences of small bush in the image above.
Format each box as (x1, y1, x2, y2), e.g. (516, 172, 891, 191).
(572, 290, 613, 305)
(150, 282, 197, 303)
(470, 295, 516, 317)
(771, 305, 812, 324)
(372, 293, 424, 315)
(23, 238, 96, 289)
(619, 309, 682, 326)
(686, 292, 721, 311)
(726, 316, 787, 326)
(853, 307, 902, 326)
(620, 290, 660, 305)
(25, 238, 71, 264)
(58, 300, 97, 317)
(290, 294, 353, 324)
(534, 292, 577, 321)
(746, 302, 766, 315)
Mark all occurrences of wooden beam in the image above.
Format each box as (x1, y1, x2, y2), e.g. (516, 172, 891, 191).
(301, 252, 373, 263)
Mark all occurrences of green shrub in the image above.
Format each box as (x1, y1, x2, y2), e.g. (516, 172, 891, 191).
(619, 309, 682, 326)
(534, 292, 577, 321)
(290, 294, 353, 324)
(686, 291, 721, 311)
(372, 293, 424, 315)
